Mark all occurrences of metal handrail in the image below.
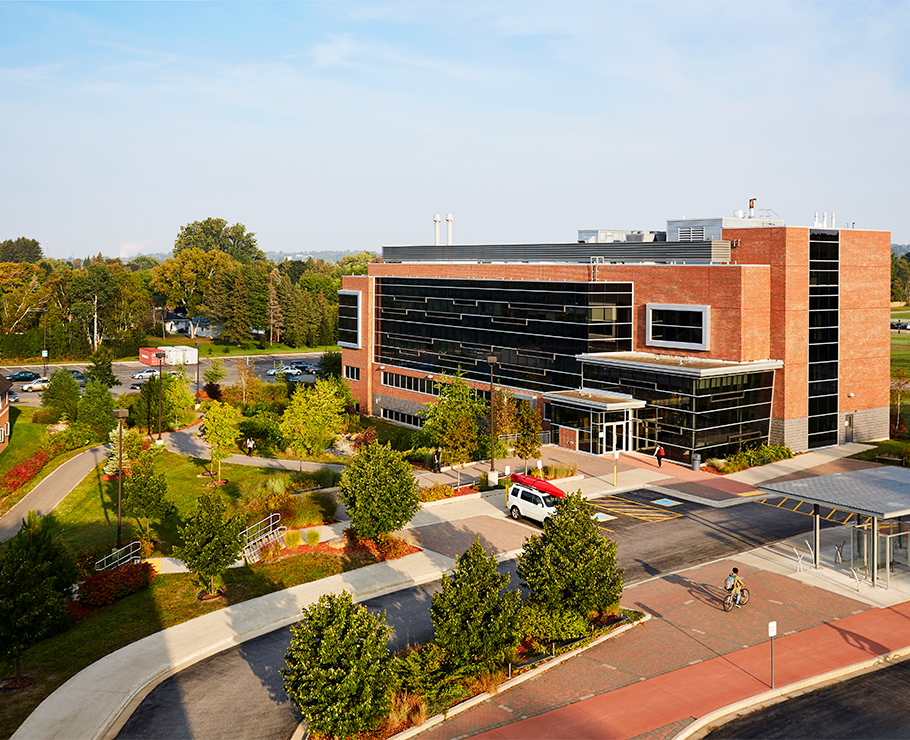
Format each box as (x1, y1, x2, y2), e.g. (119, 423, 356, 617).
(95, 540, 142, 571)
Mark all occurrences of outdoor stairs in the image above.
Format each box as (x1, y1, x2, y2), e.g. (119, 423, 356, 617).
(240, 513, 287, 564)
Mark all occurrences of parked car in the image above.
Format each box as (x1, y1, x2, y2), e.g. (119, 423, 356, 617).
(290, 360, 318, 374)
(129, 381, 145, 390)
(266, 364, 302, 377)
(69, 369, 87, 386)
(131, 368, 159, 379)
(5, 370, 40, 383)
(22, 377, 51, 392)
(8, 390, 19, 402)
(505, 476, 564, 525)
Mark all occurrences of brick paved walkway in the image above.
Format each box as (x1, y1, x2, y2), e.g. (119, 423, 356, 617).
(415, 559, 873, 740)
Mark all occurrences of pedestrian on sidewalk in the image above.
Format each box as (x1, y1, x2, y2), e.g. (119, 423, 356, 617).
(246, 437, 255, 456)
(433, 448, 441, 473)
(654, 444, 666, 468)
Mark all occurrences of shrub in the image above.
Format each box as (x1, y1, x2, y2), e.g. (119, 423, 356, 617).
(0, 450, 50, 496)
(516, 602, 589, 642)
(306, 529, 320, 547)
(353, 426, 378, 452)
(284, 530, 302, 549)
(418, 483, 455, 502)
(529, 462, 577, 480)
(79, 562, 156, 607)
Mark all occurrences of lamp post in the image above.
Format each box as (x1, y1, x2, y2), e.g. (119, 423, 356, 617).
(194, 342, 200, 401)
(155, 352, 165, 441)
(41, 310, 47, 377)
(487, 355, 497, 472)
(112, 408, 129, 547)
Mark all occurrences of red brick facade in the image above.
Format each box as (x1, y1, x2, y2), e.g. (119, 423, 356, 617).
(343, 224, 891, 451)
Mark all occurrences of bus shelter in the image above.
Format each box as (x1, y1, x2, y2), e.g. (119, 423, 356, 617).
(757, 467, 910, 589)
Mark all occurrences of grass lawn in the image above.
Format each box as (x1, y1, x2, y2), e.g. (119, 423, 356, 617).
(52, 451, 337, 558)
(0, 548, 370, 740)
(892, 333, 910, 376)
(0, 406, 103, 520)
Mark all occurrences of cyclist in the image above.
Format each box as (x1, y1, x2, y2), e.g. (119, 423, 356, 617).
(728, 567, 745, 608)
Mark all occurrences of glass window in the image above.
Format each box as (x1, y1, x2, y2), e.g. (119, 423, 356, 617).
(338, 291, 360, 348)
(646, 304, 709, 351)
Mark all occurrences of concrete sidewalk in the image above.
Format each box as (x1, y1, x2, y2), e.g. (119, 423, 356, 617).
(12, 550, 458, 740)
(412, 523, 910, 740)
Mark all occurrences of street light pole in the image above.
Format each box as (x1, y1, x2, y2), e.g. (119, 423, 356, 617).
(42, 310, 47, 377)
(487, 355, 497, 472)
(112, 409, 129, 547)
(155, 352, 165, 441)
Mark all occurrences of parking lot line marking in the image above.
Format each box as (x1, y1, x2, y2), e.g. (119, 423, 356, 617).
(593, 496, 683, 522)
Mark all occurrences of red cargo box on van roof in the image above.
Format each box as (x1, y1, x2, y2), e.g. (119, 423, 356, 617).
(509, 473, 565, 498)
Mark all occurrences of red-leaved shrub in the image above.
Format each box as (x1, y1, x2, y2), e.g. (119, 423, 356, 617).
(79, 562, 156, 607)
(0, 450, 50, 496)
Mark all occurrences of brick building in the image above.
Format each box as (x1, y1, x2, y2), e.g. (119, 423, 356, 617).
(0, 375, 11, 453)
(340, 211, 890, 464)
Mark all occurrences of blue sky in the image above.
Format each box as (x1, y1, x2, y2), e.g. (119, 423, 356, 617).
(2, 0, 908, 260)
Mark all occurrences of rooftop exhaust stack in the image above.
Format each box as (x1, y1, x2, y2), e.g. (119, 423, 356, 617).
(832, 212, 836, 229)
(433, 214, 441, 246)
(749, 198, 756, 219)
(446, 213, 453, 245)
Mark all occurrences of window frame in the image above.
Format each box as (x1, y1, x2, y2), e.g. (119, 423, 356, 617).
(646, 303, 710, 351)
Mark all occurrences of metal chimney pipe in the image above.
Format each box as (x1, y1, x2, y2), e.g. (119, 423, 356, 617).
(446, 213, 453, 245)
(814, 211, 819, 227)
(823, 211, 828, 228)
(832, 212, 836, 229)
(749, 198, 755, 219)
(434, 214, 441, 246)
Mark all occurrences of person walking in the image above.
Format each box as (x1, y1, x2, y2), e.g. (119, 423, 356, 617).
(246, 437, 255, 456)
(433, 448, 441, 473)
(654, 444, 666, 468)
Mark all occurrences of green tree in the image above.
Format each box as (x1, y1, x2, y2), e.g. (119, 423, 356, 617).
(151, 248, 234, 338)
(131, 372, 194, 435)
(172, 493, 243, 596)
(69, 262, 118, 351)
(513, 400, 543, 473)
(0, 237, 43, 263)
(203, 357, 228, 385)
(173, 218, 264, 264)
(104, 426, 146, 476)
(219, 274, 251, 345)
(280, 379, 346, 467)
(0, 549, 67, 682)
(430, 538, 520, 677)
(518, 492, 623, 620)
(123, 449, 174, 537)
(202, 400, 238, 480)
(281, 591, 394, 739)
(339, 441, 419, 540)
(316, 349, 342, 379)
(6, 510, 78, 596)
(85, 347, 119, 389)
(41, 368, 80, 423)
(421, 371, 488, 483)
(893, 254, 910, 302)
(267, 268, 284, 343)
(76, 380, 116, 441)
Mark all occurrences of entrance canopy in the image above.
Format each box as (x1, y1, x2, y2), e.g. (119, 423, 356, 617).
(758, 467, 910, 587)
(757, 467, 910, 520)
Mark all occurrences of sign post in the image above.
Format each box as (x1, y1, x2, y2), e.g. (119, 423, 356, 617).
(768, 620, 777, 688)
(613, 450, 620, 487)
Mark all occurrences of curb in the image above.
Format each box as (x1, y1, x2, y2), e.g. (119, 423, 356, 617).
(671, 644, 910, 740)
(386, 612, 651, 740)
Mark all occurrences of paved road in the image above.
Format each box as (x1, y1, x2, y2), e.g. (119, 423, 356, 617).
(707, 655, 910, 739)
(116, 494, 829, 740)
(1, 353, 322, 403)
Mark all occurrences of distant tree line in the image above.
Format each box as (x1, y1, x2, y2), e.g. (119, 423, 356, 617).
(0, 217, 379, 361)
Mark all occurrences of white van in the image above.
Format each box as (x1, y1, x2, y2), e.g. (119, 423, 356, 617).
(506, 480, 562, 525)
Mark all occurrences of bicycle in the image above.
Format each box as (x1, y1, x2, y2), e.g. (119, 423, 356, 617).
(723, 587, 750, 611)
